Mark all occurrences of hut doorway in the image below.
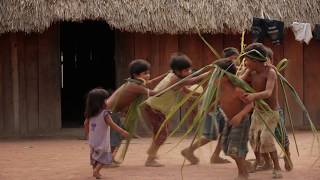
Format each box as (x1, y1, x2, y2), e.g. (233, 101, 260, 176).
(60, 21, 115, 128)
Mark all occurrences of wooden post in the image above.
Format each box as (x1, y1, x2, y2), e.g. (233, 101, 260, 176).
(10, 33, 20, 135)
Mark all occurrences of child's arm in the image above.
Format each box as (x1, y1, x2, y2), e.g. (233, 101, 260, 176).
(230, 103, 253, 126)
(104, 114, 129, 138)
(244, 69, 277, 102)
(146, 72, 169, 88)
(239, 68, 251, 83)
(84, 118, 89, 138)
(180, 71, 210, 86)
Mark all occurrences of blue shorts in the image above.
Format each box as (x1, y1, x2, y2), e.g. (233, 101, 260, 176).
(110, 112, 123, 147)
(202, 108, 226, 140)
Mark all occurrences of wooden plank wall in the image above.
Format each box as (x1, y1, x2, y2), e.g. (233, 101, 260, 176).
(115, 31, 320, 129)
(303, 38, 320, 127)
(0, 25, 61, 137)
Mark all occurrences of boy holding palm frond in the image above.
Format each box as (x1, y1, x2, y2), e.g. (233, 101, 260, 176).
(241, 43, 283, 179)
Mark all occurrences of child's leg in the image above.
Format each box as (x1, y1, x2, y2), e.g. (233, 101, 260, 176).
(270, 151, 281, 170)
(210, 135, 231, 164)
(258, 153, 273, 170)
(145, 106, 167, 167)
(270, 151, 283, 179)
(232, 156, 248, 180)
(181, 137, 210, 164)
(93, 163, 104, 179)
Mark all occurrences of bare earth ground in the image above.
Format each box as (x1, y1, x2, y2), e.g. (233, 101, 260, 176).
(0, 131, 319, 180)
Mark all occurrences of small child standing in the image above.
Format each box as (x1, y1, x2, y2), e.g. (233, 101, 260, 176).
(85, 88, 129, 179)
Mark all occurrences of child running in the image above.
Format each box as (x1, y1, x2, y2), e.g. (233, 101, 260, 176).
(242, 43, 283, 178)
(85, 88, 129, 179)
(181, 47, 240, 165)
(143, 52, 210, 167)
(84, 59, 167, 162)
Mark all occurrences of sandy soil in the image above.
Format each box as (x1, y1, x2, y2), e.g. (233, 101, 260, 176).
(0, 131, 319, 180)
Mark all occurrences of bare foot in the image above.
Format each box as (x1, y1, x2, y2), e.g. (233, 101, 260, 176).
(256, 162, 273, 171)
(210, 156, 231, 164)
(93, 171, 102, 179)
(272, 170, 283, 179)
(245, 160, 255, 173)
(181, 148, 199, 165)
(145, 157, 164, 167)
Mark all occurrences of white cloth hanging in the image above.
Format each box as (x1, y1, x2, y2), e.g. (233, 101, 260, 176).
(291, 22, 313, 44)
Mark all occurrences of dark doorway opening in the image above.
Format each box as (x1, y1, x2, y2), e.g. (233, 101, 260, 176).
(60, 21, 115, 128)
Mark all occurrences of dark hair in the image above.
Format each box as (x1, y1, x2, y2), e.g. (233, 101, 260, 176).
(222, 47, 239, 58)
(85, 88, 109, 118)
(265, 47, 274, 59)
(170, 52, 192, 71)
(214, 58, 237, 75)
(129, 59, 151, 78)
(244, 43, 267, 62)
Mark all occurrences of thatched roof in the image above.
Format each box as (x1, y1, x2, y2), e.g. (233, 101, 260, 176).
(1, 0, 320, 34)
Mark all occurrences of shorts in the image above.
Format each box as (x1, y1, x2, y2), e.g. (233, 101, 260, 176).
(222, 114, 250, 158)
(249, 109, 280, 153)
(202, 108, 225, 140)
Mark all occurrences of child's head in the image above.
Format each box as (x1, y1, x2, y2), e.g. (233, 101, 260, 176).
(170, 52, 193, 78)
(222, 47, 239, 61)
(214, 58, 237, 75)
(243, 43, 267, 70)
(265, 46, 274, 63)
(129, 59, 151, 81)
(85, 88, 109, 118)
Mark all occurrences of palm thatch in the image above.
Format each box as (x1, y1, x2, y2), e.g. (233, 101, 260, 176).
(1, 0, 320, 34)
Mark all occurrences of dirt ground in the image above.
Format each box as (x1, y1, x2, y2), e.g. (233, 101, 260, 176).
(0, 131, 319, 180)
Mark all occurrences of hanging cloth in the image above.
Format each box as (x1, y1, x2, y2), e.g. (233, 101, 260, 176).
(313, 24, 320, 40)
(251, 17, 284, 45)
(291, 22, 313, 44)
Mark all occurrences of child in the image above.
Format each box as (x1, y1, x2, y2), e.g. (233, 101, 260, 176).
(261, 47, 292, 171)
(143, 53, 210, 167)
(181, 47, 240, 165)
(84, 59, 167, 161)
(242, 43, 283, 178)
(215, 58, 253, 180)
(85, 88, 129, 179)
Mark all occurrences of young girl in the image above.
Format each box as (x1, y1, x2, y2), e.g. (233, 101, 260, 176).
(84, 88, 129, 179)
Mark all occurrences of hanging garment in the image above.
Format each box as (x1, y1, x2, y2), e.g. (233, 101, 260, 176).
(251, 17, 284, 45)
(313, 24, 320, 40)
(291, 22, 313, 44)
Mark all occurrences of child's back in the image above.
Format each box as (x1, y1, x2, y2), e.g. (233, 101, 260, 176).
(89, 110, 112, 155)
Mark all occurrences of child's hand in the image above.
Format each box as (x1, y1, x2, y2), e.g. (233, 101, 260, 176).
(243, 93, 255, 103)
(230, 114, 243, 127)
(122, 131, 129, 138)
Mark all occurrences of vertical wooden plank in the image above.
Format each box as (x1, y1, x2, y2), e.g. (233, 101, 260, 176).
(149, 35, 160, 76)
(10, 33, 20, 135)
(178, 34, 203, 69)
(24, 34, 40, 133)
(202, 33, 223, 64)
(284, 31, 304, 128)
(0, 34, 10, 134)
(16, 33, 28, 136)
(114, 31, 135, 86)
(223, 34, 242, 51)
(158, 34, 179, 74)
(38, 25, 61, 131)
(303, 38, 320, 127)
